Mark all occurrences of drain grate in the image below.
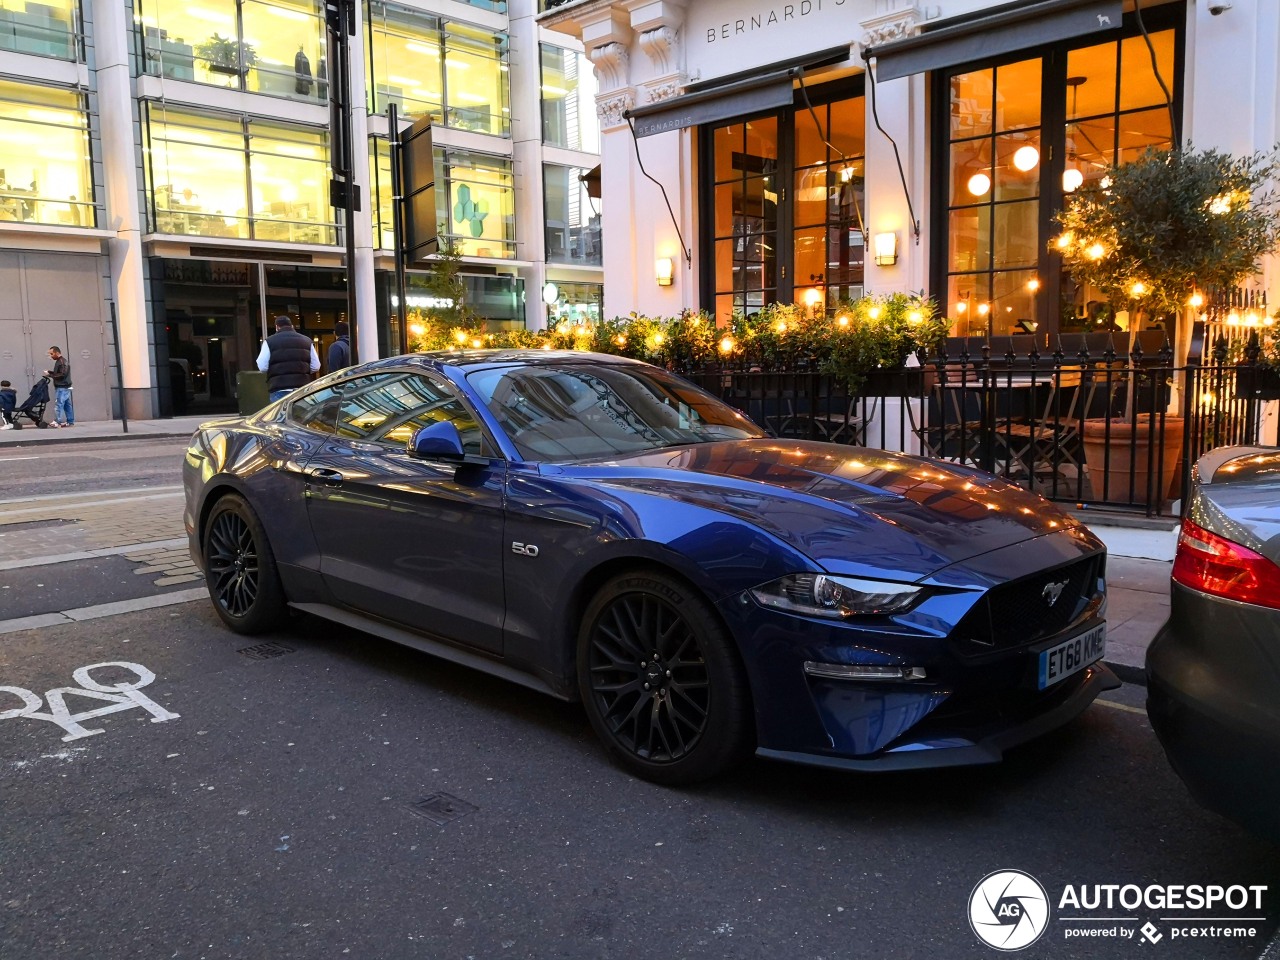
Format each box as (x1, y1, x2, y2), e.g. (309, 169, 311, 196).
(406, 792, 477, 825)
(236, 642, 295, 661)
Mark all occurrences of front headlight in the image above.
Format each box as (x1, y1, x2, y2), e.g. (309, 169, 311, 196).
(750, 573, 924, 618)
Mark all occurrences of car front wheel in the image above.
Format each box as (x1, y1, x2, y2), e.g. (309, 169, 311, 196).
(578, 571, 753, 785)
(203, 493, 287, 635)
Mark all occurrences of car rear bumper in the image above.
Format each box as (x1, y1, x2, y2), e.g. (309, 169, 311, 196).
(1146, 597, 1280, 841)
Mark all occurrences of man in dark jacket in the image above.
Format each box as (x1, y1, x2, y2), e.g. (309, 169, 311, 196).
(328, 321, 351, 373)
(256, 316, 320, 402)
(0, 379, 15, 429)
(43, 346, 74, 427)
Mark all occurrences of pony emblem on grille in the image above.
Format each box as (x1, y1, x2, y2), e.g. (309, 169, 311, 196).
(1042, 580, 1068, 607)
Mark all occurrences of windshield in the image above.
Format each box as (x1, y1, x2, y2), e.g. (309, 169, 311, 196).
(467, 362, 766, 463)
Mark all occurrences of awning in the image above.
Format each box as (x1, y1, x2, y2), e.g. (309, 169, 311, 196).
(625, 44, 852, 138)
(627, 70, 795, 139)
(865, 0, 1123, 83)
(579, 164, 601, 200)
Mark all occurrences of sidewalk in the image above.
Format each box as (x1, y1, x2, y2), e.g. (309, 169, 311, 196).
(0, 417, 1176, 683)
(0, 414, 215, 446)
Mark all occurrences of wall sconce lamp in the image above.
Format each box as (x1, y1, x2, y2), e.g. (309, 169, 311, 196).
(655, 258, 674, 287)
(873, 232, 898, 266)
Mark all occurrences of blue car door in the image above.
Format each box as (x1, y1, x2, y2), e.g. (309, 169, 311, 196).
(300, 370, 506, 654)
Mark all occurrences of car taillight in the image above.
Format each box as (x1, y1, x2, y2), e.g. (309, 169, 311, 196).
(1172, 517, 1280, 610)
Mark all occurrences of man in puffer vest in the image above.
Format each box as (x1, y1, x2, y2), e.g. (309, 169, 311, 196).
(256, 315, 321, 402)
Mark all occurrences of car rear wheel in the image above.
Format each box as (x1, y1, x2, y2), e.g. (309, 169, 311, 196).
(578, 571, 753, 785)
(203, 493, 286, 635)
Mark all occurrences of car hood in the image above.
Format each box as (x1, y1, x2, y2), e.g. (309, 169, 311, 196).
(557, 439, 1093, 582)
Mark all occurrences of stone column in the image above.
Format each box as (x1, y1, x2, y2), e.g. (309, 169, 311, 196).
(94, 0, 152, 418)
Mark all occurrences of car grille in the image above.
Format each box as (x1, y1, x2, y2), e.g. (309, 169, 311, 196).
(951, 555, 1103, 657)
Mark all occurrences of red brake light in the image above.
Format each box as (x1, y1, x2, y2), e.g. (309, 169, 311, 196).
(1172, 517, 1280, 610)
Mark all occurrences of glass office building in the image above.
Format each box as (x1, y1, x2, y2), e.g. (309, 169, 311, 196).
(0, 0, 600, 419)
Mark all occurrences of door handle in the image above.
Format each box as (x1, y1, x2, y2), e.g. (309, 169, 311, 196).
(307, 467, 345, 487)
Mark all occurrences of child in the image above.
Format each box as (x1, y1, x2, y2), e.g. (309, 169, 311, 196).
(0, 380, 15, 429)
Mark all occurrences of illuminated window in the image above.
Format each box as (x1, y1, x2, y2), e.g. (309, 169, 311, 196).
(543, 164, 600, 266)
(540, 44, 598, 152)
(369, 141, 513, 259)
(938, 15, 1180, 337)
(440, 149, 514, 259)
(144, 104, 334, 244)
(133, 0, 325, 103)
(0, 79, 94, 227)
(367, 4, 509, 137)
(0, 0, 78, 59)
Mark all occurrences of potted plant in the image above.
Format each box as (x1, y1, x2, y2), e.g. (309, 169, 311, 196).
(1054, 145, 1280, 503)
(196, 33, 257, 76)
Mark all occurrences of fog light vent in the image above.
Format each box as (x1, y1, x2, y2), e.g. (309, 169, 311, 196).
(803, 661, 927, 681)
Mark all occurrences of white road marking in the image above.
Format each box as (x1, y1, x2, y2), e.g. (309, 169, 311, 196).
(0, 661, 180, 742)
(0, 456, 40, 462)
(0, 588, 207, 635)
(1096, 698, 1146, 716)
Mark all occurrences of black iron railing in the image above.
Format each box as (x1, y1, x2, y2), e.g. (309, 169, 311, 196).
(680, 335, 1278, 517)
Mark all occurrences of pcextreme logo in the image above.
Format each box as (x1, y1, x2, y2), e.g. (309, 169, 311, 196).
(968, 871, 1269, 950)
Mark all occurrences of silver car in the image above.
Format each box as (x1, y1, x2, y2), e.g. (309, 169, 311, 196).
(1147, 446, 1280, 842)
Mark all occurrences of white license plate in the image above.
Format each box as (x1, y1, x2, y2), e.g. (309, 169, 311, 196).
(1037, 624, 1106, 690)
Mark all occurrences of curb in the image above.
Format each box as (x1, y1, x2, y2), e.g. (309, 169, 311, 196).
(0, 431, 193, 448)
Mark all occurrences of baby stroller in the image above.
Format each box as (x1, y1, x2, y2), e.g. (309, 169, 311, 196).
(9, 376, 51, 429)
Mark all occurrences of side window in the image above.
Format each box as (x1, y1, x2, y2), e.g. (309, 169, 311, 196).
(334, 372, 489, 456)
(287, 384, 344, 434)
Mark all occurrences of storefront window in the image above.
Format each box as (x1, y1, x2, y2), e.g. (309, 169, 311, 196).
(440, 149, 514, 259)
(938, 18, 1180, 336)
(370, 138, 395, 250)
(0, 79, 94, 227)
(367, 4, 509, 137)
(543, 164, 600, 266)
(709, 116, 780, 324)
(794, 95, 866, 310)
(0, 0, 78, 59)
(544, 280, 601, 329)
(540, 44, 598, 152)
(145, 104, 335, 244)
(134, 0, 325, 104)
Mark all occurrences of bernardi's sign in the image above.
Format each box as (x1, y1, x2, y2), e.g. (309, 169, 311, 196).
(685, 0, 864, 82)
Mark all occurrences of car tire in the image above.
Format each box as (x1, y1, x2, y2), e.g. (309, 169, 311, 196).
(577, 571, 754, 785)
(202, 493, 287, 635)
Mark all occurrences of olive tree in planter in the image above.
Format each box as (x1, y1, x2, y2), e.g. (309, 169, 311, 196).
(1053, 146, 1280, 502)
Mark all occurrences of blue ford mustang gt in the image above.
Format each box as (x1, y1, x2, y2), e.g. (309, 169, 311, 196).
(183, 350, 1117, 784)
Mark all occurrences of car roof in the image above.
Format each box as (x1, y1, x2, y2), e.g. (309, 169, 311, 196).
(354, 349, 650, 376)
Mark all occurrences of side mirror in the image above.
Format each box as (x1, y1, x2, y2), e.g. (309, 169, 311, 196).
(408, 420, 465, 461)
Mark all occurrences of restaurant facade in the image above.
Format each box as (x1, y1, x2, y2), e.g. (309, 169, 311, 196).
(538, 0, 1278, 352)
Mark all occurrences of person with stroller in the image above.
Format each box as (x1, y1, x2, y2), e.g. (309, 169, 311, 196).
(43, 346, 74, 427)
(0, 380, 15, 429)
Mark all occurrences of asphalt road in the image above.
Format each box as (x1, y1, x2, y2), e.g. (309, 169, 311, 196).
(1, 601, 1276, 960)
(1, 438, 189, 498)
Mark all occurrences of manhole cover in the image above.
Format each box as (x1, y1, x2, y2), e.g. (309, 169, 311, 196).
(236, 642, 295, 661)
(406, 793, 477, 825)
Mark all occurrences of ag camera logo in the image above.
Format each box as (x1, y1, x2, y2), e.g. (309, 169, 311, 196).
(969, 869, 1050, 951)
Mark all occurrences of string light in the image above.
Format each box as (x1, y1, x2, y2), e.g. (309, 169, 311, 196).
(719, 336, 736, 354)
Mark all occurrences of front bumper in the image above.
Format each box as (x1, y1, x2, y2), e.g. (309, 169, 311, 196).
(717, 586, 1116, 772)
(1146, 588, 1280, 841)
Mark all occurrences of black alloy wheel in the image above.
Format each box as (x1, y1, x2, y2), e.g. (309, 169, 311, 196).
(578, 571, 753, 785)
(203, 494, 286, 634)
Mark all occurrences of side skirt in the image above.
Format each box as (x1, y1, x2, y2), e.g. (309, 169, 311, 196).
(289, 602, 569, 701)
